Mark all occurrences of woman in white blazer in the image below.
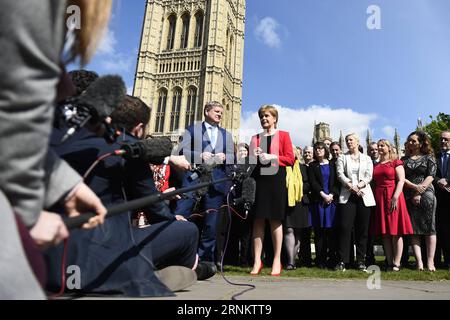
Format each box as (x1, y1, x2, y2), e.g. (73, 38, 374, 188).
(335, 133, 375, 271)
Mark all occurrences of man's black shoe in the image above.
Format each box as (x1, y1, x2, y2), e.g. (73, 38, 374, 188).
(357, 261, 367, 272)
(334, 262, 346, 271)
(195, 261, 217, 280)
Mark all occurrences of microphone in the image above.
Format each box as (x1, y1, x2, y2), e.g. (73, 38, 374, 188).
(233, 177, 256, 214)
(60, 75, 126, 143)
(114, 137, 173, 164)
(188, 163, 216, 182)
(190, 164, 216, 199)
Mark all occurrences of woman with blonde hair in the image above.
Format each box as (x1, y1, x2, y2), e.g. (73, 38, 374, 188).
(335, 133, 375, 271)
(370, 139, 413, 271)
(249, 105, 295, 276)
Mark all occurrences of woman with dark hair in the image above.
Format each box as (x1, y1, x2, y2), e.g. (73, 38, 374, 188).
(308, 142, 339, 268)
(249, 105, 295, 276)
(402, 131, 437, 271)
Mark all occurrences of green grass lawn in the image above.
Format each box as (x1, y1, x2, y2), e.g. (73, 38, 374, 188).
(220, 258, 450, 281)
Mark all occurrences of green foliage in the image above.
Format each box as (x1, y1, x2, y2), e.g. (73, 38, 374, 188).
(421, 113, 450, 152)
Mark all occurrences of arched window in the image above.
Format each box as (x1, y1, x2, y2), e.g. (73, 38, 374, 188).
(185, 87, 197, 127)
(228, 36, 233, 67)
(166, 15, 176, 50)
(180, 14, 190, 49)
(170, 88, 182, 132)
(155, 89, 168, 133)
(225, 29, 229, 67)
(194, 12, 204, 48)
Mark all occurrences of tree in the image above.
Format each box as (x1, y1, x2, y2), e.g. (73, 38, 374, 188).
(421, 113, 450, 152)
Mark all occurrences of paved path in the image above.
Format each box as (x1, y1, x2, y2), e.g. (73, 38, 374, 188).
(148, 275, 450, 300)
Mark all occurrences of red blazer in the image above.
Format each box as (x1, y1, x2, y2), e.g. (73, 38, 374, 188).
(249, 130, 295, 167)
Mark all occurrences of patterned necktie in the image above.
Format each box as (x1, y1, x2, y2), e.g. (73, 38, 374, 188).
(443, 153, 449, 177)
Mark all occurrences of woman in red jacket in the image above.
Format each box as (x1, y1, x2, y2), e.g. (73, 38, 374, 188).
(249, 105, 295, 276)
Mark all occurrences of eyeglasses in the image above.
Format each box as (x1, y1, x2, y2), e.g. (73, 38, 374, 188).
(315, 146, 325, 150)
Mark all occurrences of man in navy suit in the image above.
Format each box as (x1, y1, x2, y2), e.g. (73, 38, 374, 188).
(175, 101, 235, 265)
(435, 131, 450, 270)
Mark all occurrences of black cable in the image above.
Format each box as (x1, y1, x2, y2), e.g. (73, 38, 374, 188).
(63, 177, 232, 229)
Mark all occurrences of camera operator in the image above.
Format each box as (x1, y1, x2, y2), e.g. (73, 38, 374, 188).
(46, 92, 200, 296)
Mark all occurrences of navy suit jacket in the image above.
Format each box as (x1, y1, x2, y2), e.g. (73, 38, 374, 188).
(434, 151, 450, 202)
(177, 122, 235, 195)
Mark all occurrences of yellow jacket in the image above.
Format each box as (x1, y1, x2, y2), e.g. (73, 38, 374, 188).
(286, 160, 303, 207)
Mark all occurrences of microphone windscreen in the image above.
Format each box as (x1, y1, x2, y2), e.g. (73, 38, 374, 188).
(242, 177, 256, 205)
(77, 75, 126, 118)
(142, 137, 173, 164)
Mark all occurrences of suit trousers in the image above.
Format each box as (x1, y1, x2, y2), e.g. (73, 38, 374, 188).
(337, 195, 371, 264)
(175, 189, 225, 262)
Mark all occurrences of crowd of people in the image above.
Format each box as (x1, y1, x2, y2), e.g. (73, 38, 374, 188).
(224, 128, 450, 274)
(1, 0, 449, 300)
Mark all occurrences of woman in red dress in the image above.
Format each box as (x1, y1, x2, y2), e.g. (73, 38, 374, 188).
(370, 139, 413, 271)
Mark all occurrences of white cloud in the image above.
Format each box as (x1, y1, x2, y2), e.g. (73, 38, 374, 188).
(100, 54, 133, 73)
(382, 126, 395, 137)
(255, 17, 282, 48)
(93, 26, 133, 74)
(97, 27, 118, 56)
(239, 105, 378, 149)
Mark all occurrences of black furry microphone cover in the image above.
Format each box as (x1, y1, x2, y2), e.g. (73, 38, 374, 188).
(76, 75, 126, 119)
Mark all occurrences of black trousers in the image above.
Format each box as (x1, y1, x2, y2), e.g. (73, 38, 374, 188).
(337, 195, 371, 264)
(436, 192, 450, 267)
(299, 227, 312, 266)
(314, 228, 334, 266)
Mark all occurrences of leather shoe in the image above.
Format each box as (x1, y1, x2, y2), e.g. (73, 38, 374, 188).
(195, 261, 217, 281)
(155, 266, 197, 292)
(334, 262, 346, 271)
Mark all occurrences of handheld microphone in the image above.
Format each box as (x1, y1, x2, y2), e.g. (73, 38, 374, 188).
(60, 75, 126, 143)
(233, 177, 256, 214)
(114, 137, 173, 164)
(188, 163, 216, 182)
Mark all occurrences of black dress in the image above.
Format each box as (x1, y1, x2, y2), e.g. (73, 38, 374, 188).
(252, 135, 288, 220)
(285, 163, 311, 228)
(402, 155, 437, 235)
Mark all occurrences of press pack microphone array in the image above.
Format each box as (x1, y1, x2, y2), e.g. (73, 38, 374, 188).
(63, 164, 256, 229)
(60, 75, 126, 143)
(114, 137, 173, 164)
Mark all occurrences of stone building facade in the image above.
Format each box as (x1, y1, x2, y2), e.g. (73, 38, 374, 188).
(133, 0, 245, 141)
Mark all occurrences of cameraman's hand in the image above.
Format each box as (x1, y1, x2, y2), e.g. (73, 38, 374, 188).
(175, 215, 187, 221)
(65, 182, 107, 229)
(169, 155, 191, 171)
(30, 211, 69, 250)
(163, 187, 181, 200)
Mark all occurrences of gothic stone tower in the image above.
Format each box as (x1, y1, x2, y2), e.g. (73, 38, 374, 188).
(312, 122, 332, 145)
(133, 0, 245, 141)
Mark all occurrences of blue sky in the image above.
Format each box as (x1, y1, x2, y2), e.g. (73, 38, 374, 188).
(82, 0, 450, 148)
